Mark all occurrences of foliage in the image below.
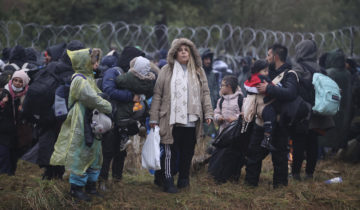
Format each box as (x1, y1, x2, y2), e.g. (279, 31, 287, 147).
(0, 0, 359, 31)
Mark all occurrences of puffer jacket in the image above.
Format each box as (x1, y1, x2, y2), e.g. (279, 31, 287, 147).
(102, 67, 133, 102)
(214, 89, 242, 132)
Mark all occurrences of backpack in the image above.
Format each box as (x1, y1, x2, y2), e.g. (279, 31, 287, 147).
(22, 68, 62, 123)
(297, 62, 341, 116)
(312, 73, 341, 116)
(54, 73, 86, 121)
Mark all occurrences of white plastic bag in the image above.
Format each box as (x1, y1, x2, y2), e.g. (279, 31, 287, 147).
(141, 126, 161, 170)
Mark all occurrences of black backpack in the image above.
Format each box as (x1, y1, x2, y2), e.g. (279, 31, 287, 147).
(22, 62, 73, 124)
(297, 62, 317, 106)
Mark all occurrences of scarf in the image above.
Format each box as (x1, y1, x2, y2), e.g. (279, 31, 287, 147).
(7, 79, 28, 99)
(5, 80, 28, 124)
(170, 60, 201, 125)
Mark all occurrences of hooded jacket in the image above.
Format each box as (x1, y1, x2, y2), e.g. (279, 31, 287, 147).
(50, 48, 112, 175)
(292, 40, 335, 130)
(46, 43, 67, 63)
(319, 49, 352, 149)
(149, 38, 214, 144)
(9, 45, 27, 68)
(201, 48, 219, 109)
(118, 46, 145, 72)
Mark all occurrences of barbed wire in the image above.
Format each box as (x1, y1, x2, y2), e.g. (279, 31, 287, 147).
(1, 21, 359, 70)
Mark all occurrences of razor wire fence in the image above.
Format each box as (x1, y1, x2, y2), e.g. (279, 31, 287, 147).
(1, 21, 359, 70)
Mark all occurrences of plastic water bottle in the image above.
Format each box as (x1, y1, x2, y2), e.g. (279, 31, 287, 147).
(325, 177, 343, 184)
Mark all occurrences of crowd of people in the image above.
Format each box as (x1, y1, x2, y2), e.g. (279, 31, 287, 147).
(0, 38, 359, 201)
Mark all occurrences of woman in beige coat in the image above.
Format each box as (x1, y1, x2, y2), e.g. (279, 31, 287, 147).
(150, 38, 213, 193)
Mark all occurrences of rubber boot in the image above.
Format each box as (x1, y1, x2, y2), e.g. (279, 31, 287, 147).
(85, 181, 102, 197)
(70, 184, 91, 202)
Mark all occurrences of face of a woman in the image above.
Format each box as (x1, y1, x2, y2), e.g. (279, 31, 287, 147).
(176, 45, 190, 65)
(12, 77, 23, 88)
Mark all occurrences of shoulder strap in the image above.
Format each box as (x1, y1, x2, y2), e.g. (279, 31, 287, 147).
(237, 94, 243, 110)
(287, 70, 299, 82)
(272, 71, 286, 85)
(21, 62, 29, 70)
(10, 63, 20, 71)
(272, 69, 299, 84)
(219, 97, 225, 111)
(71, 73, 86, 81)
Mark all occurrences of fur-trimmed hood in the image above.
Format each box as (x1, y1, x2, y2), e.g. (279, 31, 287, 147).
(166, 38, 202, 71)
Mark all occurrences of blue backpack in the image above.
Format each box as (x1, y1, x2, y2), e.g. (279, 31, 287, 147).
(312, 73, 341, 116)
(54, 73, 86, 121)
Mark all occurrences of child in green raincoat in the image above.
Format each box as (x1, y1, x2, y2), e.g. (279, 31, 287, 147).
(50, 48, 112, 202)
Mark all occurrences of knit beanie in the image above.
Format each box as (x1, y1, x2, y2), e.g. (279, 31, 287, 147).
(12, 70, 30, 87)
(251, 60, 268, 74)
(133, 56, 151, 76)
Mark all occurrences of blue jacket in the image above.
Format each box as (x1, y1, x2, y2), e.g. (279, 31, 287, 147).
(102, 67, 133, 102)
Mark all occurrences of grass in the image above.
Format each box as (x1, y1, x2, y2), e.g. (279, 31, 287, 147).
(0, 137, 359, 210)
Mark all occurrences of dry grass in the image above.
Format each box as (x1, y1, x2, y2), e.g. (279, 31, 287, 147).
(0, 136, 359, 209)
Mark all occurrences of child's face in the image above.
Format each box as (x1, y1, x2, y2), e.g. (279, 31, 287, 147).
(93, 61, 99, 70)
(12, 77, 23, 88)
(220, 81, 233, 95)
(259, 68, 269, 76)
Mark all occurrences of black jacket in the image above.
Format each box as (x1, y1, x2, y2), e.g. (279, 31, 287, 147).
(46, 43, 67, 62)
(0, 90, 16, 147)
(266, 63, 298, 103)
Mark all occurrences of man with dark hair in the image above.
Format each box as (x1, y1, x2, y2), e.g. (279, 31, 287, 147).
(268, 44, 288, 79)
(245, 44, 298, 188)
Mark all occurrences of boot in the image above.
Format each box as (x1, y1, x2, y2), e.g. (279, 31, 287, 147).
(163, 177, 178, 194)
(70, 184, 91, 202)
(260, 135, 277, 152)
(154, 170, 164, 187)
(85, 181, 102, 197)
(177, 178, 189, 189)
